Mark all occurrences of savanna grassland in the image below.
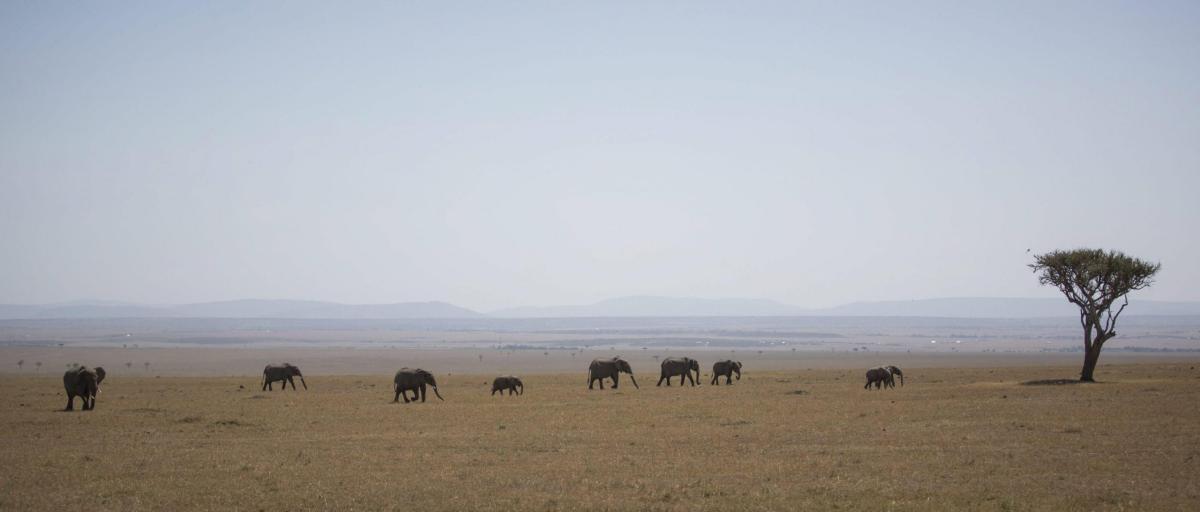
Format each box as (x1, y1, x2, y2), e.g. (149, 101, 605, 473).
(1, 363, 1199, 511)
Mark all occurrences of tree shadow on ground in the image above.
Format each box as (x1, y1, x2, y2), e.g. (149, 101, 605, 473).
(1021, 379, 1104, 386)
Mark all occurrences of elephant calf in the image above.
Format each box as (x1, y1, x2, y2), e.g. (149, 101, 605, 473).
(63, 366, 105, 411)
(711, 360, 742, 385)
(491, 376, 523, 396)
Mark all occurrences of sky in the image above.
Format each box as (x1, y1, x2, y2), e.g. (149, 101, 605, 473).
(1, 1, 1198, 311)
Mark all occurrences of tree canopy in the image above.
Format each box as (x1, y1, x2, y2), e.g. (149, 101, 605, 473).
(1030, 248, 1160, 381)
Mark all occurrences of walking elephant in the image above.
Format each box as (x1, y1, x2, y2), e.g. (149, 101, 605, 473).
(491, 376, 523, 396)
(393, 368, 444, 403)
(864, 367, 891, 390)
(63, 366, 105, 411)
(262, 363, 307, 391)
(711, 360, 742, 385)
(657, 357, 700, 387)
(587, 357, 639, 390)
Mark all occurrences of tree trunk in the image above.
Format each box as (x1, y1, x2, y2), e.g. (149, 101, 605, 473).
(1080, 344, 1102, 382)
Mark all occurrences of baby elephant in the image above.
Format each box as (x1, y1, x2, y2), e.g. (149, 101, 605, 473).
(491, 376, 524, 396)
(711, 360, 742, 385)
(63, 366, 106, 411)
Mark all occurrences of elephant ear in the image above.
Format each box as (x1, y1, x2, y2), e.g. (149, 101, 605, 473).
(94, 367, 106, 385)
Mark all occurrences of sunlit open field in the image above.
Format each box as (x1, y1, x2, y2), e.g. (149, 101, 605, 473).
(2, 361, 1198, 511)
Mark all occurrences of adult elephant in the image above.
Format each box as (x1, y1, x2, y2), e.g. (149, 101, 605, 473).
(864, 367, 891, 390)
(63, 366, 105, 411)
(587, 357, 639, 390)
(710, 360, 742, 385)
(262, 363, 307, 391)
(393, 368, 443, 403)
(657, 357, 700, 387)
(491, 376, 523, 396)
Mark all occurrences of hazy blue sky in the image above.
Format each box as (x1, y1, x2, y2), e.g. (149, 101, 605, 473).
(2, 1, 1197, 311)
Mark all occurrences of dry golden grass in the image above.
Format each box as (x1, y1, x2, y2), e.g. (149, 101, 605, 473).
(2, 363, 1199, 511)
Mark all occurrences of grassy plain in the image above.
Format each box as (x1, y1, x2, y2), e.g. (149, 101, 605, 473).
(1, 362, 1199, 511)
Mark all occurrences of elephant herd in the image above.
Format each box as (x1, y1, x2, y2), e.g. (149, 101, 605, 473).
(59, 357, 906, 411)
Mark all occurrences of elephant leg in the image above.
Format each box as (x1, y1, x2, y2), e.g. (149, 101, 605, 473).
(262, 380, 268, 391)
(419, 385, 426, 402)
(657, 375, 665, 387)
(509, 388, 514, 396)
(491, 388, 497, 396)
(597, 378, 604, 390)
(726, 375, 732, 385)
(612, 375, 619, 389)
(393, 389, 400, 403)
(65, 394, 75, 411)
(687, 373, 695, 386)
(402, 389, 411, 403)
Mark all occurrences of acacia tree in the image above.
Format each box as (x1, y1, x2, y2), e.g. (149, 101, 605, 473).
(1030, 248, 1160, 382)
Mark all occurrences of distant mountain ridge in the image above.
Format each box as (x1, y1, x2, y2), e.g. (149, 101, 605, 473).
(492, 296, 805, 318)
(3, 296, 1198, 320)
(0, 299, 484, 320)
(490, 296, 1200, 319)
(814, 297, 1200, 318)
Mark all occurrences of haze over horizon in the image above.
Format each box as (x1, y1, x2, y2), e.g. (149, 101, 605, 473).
(3, 2, 1198, 312)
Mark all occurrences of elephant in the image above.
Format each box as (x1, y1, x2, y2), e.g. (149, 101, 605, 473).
(393, 368, 444, 403)
(711, 360, 742, 385)
(491, 376, 523, 396)
(864, 367, 891, 390)
(63, 366, 105, 411)
(657, 357, 700, 387)
(262, 363, 307, 391)
(587, 357, 639, 390)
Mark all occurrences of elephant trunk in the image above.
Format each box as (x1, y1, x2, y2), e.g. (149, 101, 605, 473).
(628, 373, 639, 389)
(432, 386, 444, 401)
(300, 376, 308, 390)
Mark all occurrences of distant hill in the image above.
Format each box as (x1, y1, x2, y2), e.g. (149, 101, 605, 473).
(491, 296, 805, 318)
(492, 295, 1200, 319)
(812, 297, 1200, 318)
(0, 299, 484, 320)
(4, 296, 1197, 320)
